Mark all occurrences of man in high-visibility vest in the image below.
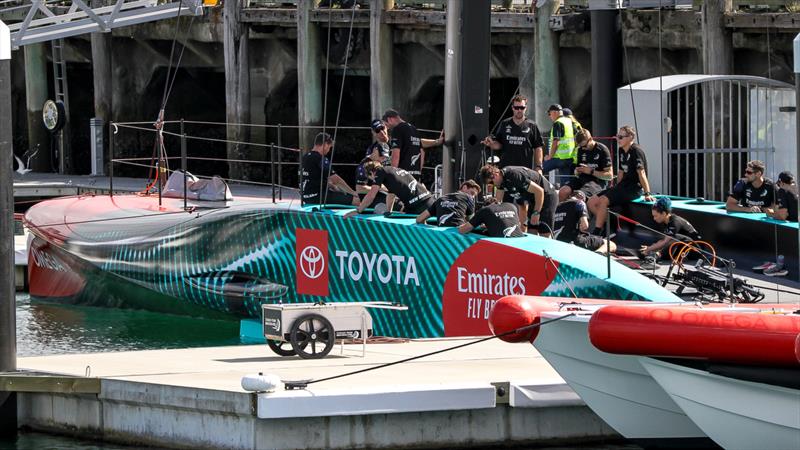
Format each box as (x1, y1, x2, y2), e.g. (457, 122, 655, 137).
(542, 104, 576, 185)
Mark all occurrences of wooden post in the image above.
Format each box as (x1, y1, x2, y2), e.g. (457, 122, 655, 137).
(224, 0, 252, 180)
(370, 0, 394, 119)
(517, 33, 535, 115)
(534, 0, 560, 132)
(702, 0, 733, 75)
(297, 0, 322, 150)
(23, 43, 49, 172)
(91, 2, 113, 167)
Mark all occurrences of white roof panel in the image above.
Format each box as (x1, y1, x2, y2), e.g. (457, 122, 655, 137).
(619, 74, 791, 93)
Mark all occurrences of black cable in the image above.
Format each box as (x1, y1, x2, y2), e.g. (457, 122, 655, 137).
(283, 312, 576, 389)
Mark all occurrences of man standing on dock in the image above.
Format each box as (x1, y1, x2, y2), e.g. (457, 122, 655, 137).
(587, 126, 654, 236)
(382, 109, 444, 178)
(301, 133, 360, 207)
(481, 95, 544, 170)
(726, 160, 776, 214)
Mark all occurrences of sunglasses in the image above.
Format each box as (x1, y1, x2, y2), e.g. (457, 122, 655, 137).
(512, 106, 526, 111)
(616, 134, 631, 139)
(745, 169, 754, 174)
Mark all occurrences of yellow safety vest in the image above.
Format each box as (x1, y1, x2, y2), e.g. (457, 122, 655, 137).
(550, 116, 576, 161)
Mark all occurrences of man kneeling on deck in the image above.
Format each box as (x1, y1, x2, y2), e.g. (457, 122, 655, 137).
(553, 191, 616, 254)
(479, 164, 558, 236)
(458, 198, 525, 238)
(639, 197, 700, 269)
(725, 160, 776, 214)
(416, 180, 481, 226)
(347, 161, 434, 216)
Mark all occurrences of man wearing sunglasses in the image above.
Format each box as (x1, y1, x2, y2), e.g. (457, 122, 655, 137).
(481, 95, 544, 170)
(726, 160, 776, 214)
(587, 125, 654, 235)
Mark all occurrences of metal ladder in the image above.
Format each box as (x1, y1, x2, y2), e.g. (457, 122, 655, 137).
(51, 38, 70, 173)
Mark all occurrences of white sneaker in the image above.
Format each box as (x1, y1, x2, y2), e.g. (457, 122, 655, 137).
(752, 261, 775, 272)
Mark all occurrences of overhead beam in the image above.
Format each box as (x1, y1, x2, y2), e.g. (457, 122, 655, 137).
(725, 12, 800, 31)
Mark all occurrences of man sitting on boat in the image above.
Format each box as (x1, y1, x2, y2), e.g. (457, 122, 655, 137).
(767, 171, 797, 222)
(725, 160, 776, 214)
(587, 125, 655, 236)
(355, 120, 393, 208)
(479, 164, 558, 236)
(348, 161, 434, 216)
(415, 180, 480, 227)
(301, 132, 361, 207)
(458, 198, 525, 238)
(553, 191, 616, 254)
(639, 197, 700, 266)
(558, 129, 613, 202)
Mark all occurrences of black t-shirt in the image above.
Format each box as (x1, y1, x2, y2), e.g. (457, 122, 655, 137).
(469, 203, 525, 238)
(356, 142, 391, 186)
(428, 191, 475, 227)
(553, 198, 588, 243)
(618, 143, 648, 190)
(494, 118, 544, 169)
(374, 166, 431, 207)
(499, 166, 555, 202)
(776, 188, 798, 221)
(729, 178, 776, 208)
(301, 151, 333, 200)
(664, 214, 700, 241)
(576, 142, 611, 186)
(389, 121, 422, 175)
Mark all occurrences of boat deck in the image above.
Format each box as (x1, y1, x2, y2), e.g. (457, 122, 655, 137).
(11, 339, 618, 449)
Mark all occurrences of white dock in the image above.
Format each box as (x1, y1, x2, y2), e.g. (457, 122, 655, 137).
(11, 339, 617, 449)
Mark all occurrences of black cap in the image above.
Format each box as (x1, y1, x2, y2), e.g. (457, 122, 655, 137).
(562, 107, 573, 116)
(314, 132, 333, 146)
(547, 104, 563, 112)
(779, 171, 795, 184)
(381, 109, 400, 121)
(371, 119, 385, 132)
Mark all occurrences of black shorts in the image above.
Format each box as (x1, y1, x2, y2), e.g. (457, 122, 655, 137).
(303, 190, 355, 206)
(405, 196, 435, 215)
(575, 233, 605, 251)
(564, 179, 604, 198)
(528, 190, 558, 234)
(598, 185, 642, 208)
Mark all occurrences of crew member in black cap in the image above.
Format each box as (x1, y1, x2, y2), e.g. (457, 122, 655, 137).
(301, 132, 360, 206)
(553, 191, 615, 254)
(479, 164, 558, 236)
(348, 161, 434, 216)
(382, 109, 444, 177)
(356, 119, 392, 188)
(559, 129, 613, 202)
(769, 171, 798, 222)
(542, 103, 577, 182)
(481, 95, 545, 170)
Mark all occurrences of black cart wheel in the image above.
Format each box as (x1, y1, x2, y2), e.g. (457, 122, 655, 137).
(289, 313, 335, 359)
(266, 339, 297, 357)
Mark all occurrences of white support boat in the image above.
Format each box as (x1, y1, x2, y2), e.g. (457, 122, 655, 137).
(641, 357, 800, 450)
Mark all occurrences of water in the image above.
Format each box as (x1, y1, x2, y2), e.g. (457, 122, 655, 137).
(15, 293, 241, 357)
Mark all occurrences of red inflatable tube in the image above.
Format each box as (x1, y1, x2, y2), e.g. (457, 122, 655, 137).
(796, 334, 800, 364)
(488, 296, 561, 343)
(589, 305, 800, 366)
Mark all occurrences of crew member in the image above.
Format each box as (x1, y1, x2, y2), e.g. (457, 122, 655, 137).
(558, 129, 613, 202)
(542, 104, 576, 182)
(481, 95, 545, 170)
(479, 164, 558, 236)
(769, 171, 798, 222)
(350, 161, 434, 215)
(458, 198, 525, 238)
(726, 160, 776, 214)
(562, 107, 582, 137)
(553, 191, 616, 254)
(301, 132, 360, 206)
(640, 197, 700, 261)
(382, 109, 444, 177)
(587, 126, 655, 235)
(355, 119, 392, 189)
(416, 180, 480, 227)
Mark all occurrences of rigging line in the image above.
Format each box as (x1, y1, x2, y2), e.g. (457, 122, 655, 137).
(321, 4, 334, 134)
(658, 1, 663, 191)
(163, 14, 197, 108)
(323, 1, 358, 208)
(542, 250, 578, 299)
(159, 0, 185, 112)
(620, 8, 640, 144)
(489, 39, 536, 137)
(284, 313, 576, 388)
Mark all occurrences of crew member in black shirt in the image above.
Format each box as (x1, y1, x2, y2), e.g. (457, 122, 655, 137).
(458, 198, 525, 238)
(559, 129, 613, 202)
(416, 180, 480, 227)
(479, 164, 558, 237)
(356, 119, 392, 188)
(726, 160, 777, 213)
(349, 161, 434, 215)
(481, 95, 545, 170)
(301, 132, 360, 206)
(553, 191, 616, 254)
(588, 125, 655, 235)
(382, 109, 444, 177)
(640, 197, 700, 261)
(769, 171, 798, 222)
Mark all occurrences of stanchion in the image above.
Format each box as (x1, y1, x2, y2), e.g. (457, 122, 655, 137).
(606, 211, 611, 279)
(109, 121, 114, 197)
(271, 143, 276, 203)
(181, 119, 187, 210)
(277, 124, 283, 200)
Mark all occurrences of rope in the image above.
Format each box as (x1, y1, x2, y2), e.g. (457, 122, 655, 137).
(542, 250, 578, 299)
(283, 313, 576, 389)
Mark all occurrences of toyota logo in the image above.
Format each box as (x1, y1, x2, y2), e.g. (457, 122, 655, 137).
(299, 245, 325, 279)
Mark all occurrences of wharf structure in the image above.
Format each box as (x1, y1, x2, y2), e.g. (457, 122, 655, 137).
(2, 1, 800, 184)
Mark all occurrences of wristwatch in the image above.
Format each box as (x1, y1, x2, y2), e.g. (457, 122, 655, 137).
(530, 210, 540, 216)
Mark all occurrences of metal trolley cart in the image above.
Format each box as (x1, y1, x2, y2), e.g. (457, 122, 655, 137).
(262, 302, 407, 359)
